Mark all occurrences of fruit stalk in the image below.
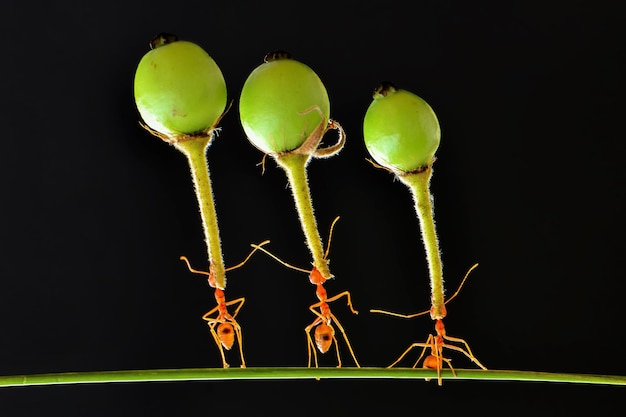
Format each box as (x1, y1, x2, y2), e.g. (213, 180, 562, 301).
(398, 165, 445, 319)
(175, 136, 226, 289)
(275, 152, 331, 279)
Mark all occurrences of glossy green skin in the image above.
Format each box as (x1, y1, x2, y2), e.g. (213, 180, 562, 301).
(134, 41, 227, 137)
(363, 89, 440, 173)
(239, 58, 330, 154)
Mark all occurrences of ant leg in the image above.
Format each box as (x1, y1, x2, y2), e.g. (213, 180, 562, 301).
(329, 312, 360, 367)
(325, 290, 359, 315)
(441, 336, 487, 370)
(438, 356, 456, 385)
(411, 341, 433, 368)
(389, 343, 426, 368)
(223, 297, 246, 368)
(233, 321, 245, 368)
(201, 305, 220, 322)
(308, 302, 328, 322)
(332, 335, 342, 368)
(205, 319, 229, 368)
(202, 305, 233, 368)
(224, 297, 246, 318)
(389, 334, 435, 368)
(305, 317, 323, 368)
(421, 346, 456, 386)
(422, 353, 453, 386)
(441, 356, 456, 376)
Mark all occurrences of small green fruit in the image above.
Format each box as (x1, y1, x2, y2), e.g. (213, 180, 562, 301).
(134, 33, 227, 137)
(363, 83, 440, 173)
(239, 52, 330, 154)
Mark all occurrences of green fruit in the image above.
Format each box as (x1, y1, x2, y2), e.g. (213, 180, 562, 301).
(134, 33, 227, 137)
(363, 83, 440, 173)
(239, 52, 330, 154)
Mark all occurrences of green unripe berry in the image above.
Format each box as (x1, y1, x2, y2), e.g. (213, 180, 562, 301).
(239, 52, 330, 154)
(134, 33, 227, 137)
(363, 83, 440, 173)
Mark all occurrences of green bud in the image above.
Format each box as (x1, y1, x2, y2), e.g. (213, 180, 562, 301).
(239, 52, 330, 154)
(134, 33, 227, 137)
(363, 82, 440, 173)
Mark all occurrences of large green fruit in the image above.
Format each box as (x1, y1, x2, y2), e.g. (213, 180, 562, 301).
(363, 83, 440, 173)
(239, 52, 330, 154)
(134, 34, 227, 137)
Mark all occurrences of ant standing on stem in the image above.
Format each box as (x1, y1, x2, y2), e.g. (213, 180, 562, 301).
(371, 263, 487, 385)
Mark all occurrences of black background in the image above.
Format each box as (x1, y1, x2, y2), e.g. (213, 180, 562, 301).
(1, 0, 625, 415)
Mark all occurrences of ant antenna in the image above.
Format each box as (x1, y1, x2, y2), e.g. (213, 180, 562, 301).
(370, 263, 479, 318)
(324, 216, 340, 260)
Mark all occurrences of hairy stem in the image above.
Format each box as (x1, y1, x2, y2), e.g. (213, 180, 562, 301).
(275, 152, 331, 279)
(398, 166, 445, 319)
(174, 135, 226, 289)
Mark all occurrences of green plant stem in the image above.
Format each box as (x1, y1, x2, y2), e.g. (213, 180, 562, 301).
(398, 166, 445, 319)
(174, 135, 226, 289)
(275, 152, 331, 279)
(1, 368, 625, 387)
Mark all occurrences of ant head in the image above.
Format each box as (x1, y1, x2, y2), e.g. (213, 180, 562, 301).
(314, 323, 335, 353)
(309, 267, 326, 285)
(216, 323, 235, 350)
(429, 303, 447, 320)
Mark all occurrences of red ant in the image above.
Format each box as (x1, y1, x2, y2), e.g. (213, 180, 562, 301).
(180, 240, 270, 368)
(371, 263, 487, 385)
(251, 217, 360, 368)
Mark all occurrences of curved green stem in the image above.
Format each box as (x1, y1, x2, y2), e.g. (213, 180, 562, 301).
(275, 152, 331, 279)
(174, 135, 226, 289)
(399, 166, 444, 318)
(1, 368, 625, 387)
